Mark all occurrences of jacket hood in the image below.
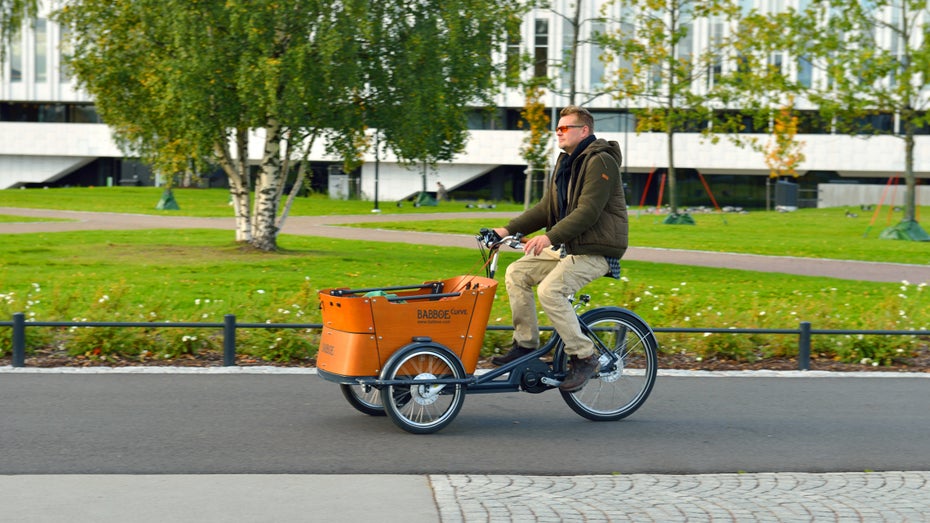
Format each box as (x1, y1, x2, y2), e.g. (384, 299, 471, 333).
(580, 138, 623, 167)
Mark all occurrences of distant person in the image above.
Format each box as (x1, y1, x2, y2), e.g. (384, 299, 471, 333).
(436, 181, 448, 202)
(486, 105, 628, 392)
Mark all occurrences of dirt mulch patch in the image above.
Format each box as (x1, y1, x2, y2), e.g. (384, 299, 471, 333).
(1, 347, 315, 369)
(656, 351, 930, 373)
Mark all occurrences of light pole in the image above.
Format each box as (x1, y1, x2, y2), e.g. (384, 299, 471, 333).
(372, 130, 380, 213)
(623, 98, 629, 180)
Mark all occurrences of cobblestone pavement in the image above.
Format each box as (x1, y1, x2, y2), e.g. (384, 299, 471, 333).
(431, 471, 930, 522)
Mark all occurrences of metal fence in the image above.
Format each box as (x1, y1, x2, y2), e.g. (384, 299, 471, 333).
(3, 312, 928, 371)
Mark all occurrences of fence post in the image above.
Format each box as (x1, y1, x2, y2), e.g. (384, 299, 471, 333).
(12, 312, 26, 368)
(223, 314, 236, 366)
(798, 321, 811, 371)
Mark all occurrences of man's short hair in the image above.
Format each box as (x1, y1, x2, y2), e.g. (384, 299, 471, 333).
(560, 105, 594, 131)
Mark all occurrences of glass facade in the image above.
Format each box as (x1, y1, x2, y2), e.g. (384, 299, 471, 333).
(0, 0, 926, 200)
(0, 102, 101, 123)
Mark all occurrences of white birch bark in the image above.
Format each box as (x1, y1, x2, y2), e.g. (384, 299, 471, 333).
(251, 120, 284, 251)
(215, 129, 252, 242)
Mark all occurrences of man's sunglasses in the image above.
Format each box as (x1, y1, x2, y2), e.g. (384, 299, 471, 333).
(556, 125, 585, 133)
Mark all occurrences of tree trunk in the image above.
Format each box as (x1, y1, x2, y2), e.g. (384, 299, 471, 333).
(666, 126, 678, 214)
(251, 120, 284, 251)
(523, 165, 533, 210)
(422, 161, 428, 193)
(229, 178, 251, 243)
(215, 130, 252, 243)
(277, 135, 316, 232)
(568, 0, 582, 105)
(903, 129, 916, 223)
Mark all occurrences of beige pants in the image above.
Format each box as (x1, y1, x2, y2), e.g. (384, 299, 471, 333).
(504, 248, 609, 358)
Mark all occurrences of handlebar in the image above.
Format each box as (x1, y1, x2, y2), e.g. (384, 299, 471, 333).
(476, 228, 524, 278)
(477, 228, 524, 250)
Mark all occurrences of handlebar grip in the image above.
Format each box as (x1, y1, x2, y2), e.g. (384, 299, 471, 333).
(478, 228, 502, 246)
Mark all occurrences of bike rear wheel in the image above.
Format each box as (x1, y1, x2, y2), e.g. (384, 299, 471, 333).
(557, 308, 658, 421)
(382, 345, 466, 434)
(340, 383, 385, 416)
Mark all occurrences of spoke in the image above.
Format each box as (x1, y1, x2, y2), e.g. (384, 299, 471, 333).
(383, 348, 466, 433)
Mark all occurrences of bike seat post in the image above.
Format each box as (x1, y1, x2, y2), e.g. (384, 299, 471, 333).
(570, 293, 591, 311)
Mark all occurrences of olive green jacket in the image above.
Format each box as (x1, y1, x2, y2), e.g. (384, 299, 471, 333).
(506, 138, 628, 258)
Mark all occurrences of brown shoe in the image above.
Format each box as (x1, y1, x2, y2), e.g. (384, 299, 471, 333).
(490, 344, 535, 366)
(559, 354, 600, 392)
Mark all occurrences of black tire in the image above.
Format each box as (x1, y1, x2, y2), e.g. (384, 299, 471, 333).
(381, 345, 466, 434)
(557, 308, 658, 421)
(340, 383, 385, 416)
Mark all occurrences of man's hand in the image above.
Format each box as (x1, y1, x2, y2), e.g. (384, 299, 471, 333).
(523, 234, 552, 255)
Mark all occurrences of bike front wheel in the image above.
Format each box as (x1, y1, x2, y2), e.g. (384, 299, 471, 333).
(381, 345, 466, 434)
(557, 308, 658, 421)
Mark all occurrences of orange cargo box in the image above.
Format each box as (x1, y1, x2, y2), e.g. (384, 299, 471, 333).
(317, 275, 498, 378)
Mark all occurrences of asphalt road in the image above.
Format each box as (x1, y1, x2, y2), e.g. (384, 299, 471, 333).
(2, 371, 928, 475)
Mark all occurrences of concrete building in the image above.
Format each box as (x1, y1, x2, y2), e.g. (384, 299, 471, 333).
(2, 1, 928, 208)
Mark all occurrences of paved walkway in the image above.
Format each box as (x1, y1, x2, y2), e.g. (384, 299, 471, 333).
(2, 471, 928, 522)
(3, 206, 930, 521)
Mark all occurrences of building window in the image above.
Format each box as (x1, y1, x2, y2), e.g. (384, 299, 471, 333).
(60, 25, 72, 82)
(10, 29, 23, 82)
(35, 18, 48, 83)
(797, 55, 812, 88)
(561, 16, 573, 90)
(71, 103, 101, 123)
(768, 51, 783, 74)
(590, 20, 606, 89)
(616, 21, 634, 83)
(534, 18, 549, 78)
(677, 11, 694, 62)
(0, 102, 101, 123)
(707, 19, 724, 90)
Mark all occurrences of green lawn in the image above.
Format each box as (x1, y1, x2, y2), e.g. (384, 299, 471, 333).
(0, 186, 524, 217)
(3, 187, 926, 264)
(345, 207, 930, 264)
(0, 214, 72, 223)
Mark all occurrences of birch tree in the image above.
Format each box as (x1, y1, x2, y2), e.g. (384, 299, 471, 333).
(598, 0, 741, 221)
(56, 0, 527, 250)
(795, 0, 930, 240)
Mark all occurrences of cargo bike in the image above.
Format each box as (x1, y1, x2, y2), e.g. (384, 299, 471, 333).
(316, 230, 658, 434)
